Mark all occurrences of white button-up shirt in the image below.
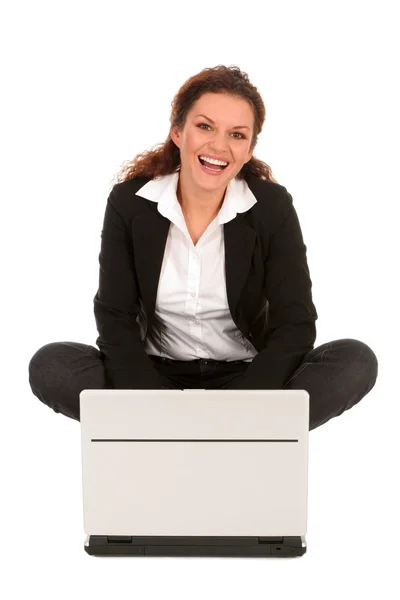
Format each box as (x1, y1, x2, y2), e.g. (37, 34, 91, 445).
(135, 169, 259, 362)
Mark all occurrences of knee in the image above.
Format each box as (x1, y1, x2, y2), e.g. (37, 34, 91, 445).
(29, 341, 63, 365)
(337, 338, 378, 384)
(28, 342, 65, 378)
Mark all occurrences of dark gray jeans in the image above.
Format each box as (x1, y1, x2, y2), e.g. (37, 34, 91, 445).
(28, 338, 378, 431)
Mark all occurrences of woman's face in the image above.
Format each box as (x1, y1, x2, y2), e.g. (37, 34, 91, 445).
(170, 92, 255, 190)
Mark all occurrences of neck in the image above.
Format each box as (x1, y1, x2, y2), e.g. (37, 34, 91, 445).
(177, 171, 226, 221)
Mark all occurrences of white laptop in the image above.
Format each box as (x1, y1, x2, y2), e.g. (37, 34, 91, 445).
(79, 388, 309, 558)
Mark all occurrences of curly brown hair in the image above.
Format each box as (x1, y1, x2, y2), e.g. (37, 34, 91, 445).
(111, 65, 278, 186)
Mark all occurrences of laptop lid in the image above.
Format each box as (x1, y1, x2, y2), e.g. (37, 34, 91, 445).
(80, 389, 309, 538)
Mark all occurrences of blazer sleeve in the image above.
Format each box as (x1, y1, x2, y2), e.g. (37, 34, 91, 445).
(238, 191, 318, 389)
(93, 185, 163, 389)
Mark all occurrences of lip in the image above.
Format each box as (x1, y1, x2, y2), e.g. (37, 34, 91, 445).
(197, 155, 229, 176)
(198, 153, 230, 165)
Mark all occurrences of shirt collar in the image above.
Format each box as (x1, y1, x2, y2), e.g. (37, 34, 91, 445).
(134, 168, 257, 224)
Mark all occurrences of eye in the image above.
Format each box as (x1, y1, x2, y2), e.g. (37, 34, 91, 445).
(197, 123, 245, 139)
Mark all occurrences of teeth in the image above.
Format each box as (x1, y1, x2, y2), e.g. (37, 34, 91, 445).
(199, 155, 228, 166)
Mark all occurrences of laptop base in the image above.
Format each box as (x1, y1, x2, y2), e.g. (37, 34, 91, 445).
(84, 535, 306, 557)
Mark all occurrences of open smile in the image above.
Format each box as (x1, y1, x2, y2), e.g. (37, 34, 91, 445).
(197, 155, 230, 175)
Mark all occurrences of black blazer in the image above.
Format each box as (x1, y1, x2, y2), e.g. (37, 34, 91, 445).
(93, 173, 318, 390)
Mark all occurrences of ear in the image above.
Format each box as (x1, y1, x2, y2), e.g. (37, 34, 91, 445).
(245, 147, 254, 163)
(170, 125, 181, 149)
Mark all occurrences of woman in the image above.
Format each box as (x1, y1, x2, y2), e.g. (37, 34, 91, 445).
(28, 65, 378, 430)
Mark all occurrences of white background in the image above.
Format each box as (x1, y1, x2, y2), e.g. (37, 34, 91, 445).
(2, 0, 399, 597)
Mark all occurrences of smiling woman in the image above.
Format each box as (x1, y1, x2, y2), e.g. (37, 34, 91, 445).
(28, 64, 378, 435)
(169, 90, 259, 220)
(108, 65, 279, 227)
(111, 65, 278, 186)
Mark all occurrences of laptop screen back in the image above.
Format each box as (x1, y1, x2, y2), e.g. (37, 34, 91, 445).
(80, 389, 309, 537)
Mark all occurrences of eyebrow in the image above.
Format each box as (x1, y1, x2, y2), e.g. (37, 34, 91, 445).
(194, 114, 250, 130)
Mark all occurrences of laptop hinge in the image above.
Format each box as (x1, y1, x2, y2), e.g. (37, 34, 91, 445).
(258, 537, 284, 544)
(107, 536, 133, 544)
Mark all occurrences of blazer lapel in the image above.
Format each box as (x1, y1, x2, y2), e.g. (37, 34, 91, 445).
(131, 211, 170, 328)
(223, 215, 256, 324)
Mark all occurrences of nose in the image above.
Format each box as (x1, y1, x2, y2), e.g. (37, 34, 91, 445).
(208, 133, 230, 157)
